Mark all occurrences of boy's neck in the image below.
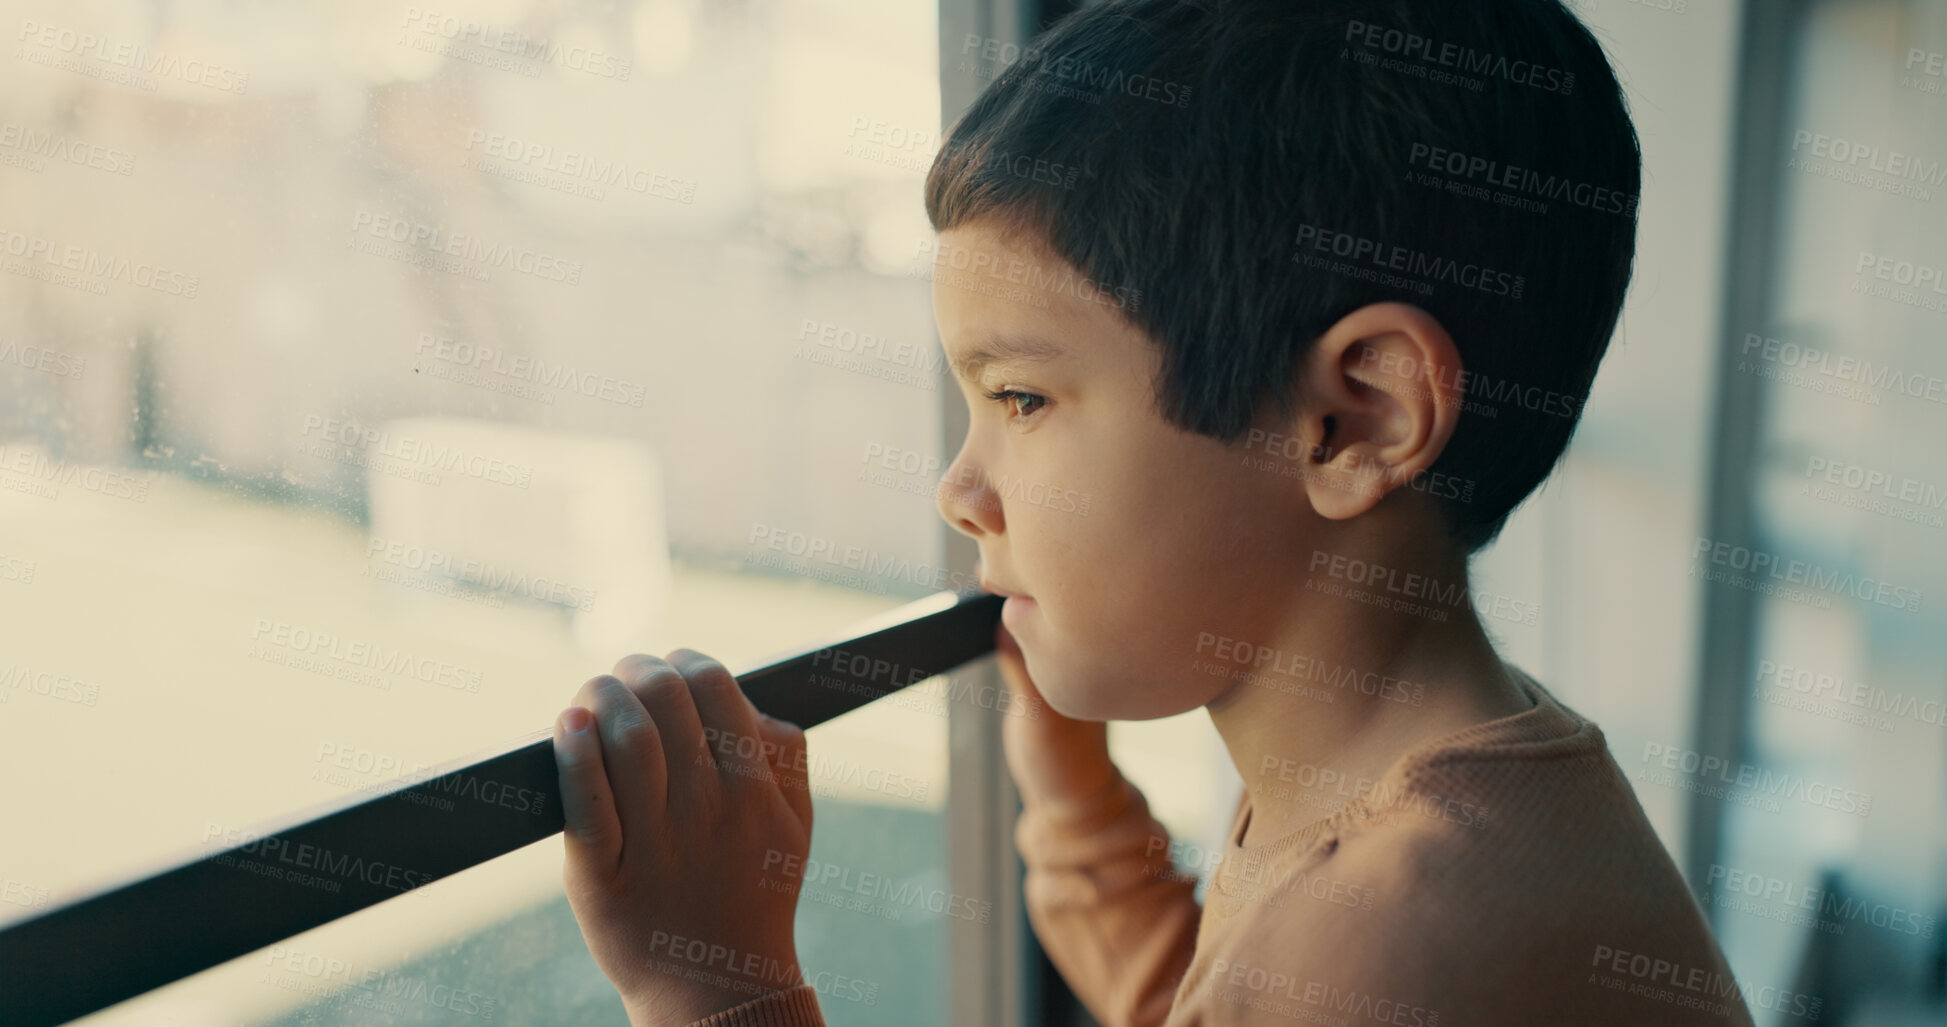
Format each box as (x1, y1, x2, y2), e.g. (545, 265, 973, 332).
(1204, 531, 1534, 850)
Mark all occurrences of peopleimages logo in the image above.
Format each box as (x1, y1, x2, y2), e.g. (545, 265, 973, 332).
(415, 332, 646, 409)
(957, 34, 1193, 108)
(1755, 658, 1947, 730)
(1166, 837, 1376, 910)
(0, 226, 198, 297)
(459, 130, 692, 203)
(1804, 456, 1947, 509)
(1307, 551, 1473, 610)
(1194, 631, 1425, 706)
(745, 522, 981, 594)
(1854, 250, 1947, 292)
(1406, 142, 1637, 218)
(701, 724, 932, 804)
(761, 850, 993, 924)
(1242, 427, 1478, 504)
(1589, 945, 1820, 1021)
(0, 122, 136, 175)
(0, 442, 150, 502)
(1356, 348, 1580, 420)
(366, 536, 596, 611)
(1343, 18, 1574, 95)
(913, 238, 1142, 314)
(1738, 331, 1947, 406)
(348, 209, 583, 285)
(1293, 223, 1525, 299)
(0, 338, 86, 379)
(399, 7, 631, 80)
(249, 618, 485, 694)
(203, 824, 434, 894)
(1801, 455, 1947, 528)
(1692, 537, 1924, 612)
(1791, 130, 1947, 183)
(0, 554, 34, 585)
(1790, 129, 1945, 200)
(1640, 741, 1872, 816)
(1704, 863, 1936, 937)
(299, 415, 534, 488)
(1209, 959, 1440, 1027)
(1257, 754, 1489, 829)
(1, 877, 49, 911)
(842, 117, 945, 176)
(262, 945, 499, 1021)
(0, 662, 102, 707)
(15, 19, 250, 93)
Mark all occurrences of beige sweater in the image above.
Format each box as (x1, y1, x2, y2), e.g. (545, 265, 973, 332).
(693, 670, 1756, 1027)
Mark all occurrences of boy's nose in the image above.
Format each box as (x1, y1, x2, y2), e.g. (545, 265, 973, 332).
(936, 456, 1002, 539)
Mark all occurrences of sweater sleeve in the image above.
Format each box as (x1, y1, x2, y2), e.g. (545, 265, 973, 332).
(685, 984, 825, 1027)
(1015, 773, 1202, 1027)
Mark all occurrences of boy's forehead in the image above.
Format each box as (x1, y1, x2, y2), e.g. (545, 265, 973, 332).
(932, 222, 1121, 373)
(933, 222, 1086, 302)
(944, 330, 1068, 382)
(937, 219, 1058, 267)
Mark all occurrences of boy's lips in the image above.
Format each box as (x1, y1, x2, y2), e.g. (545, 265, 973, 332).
(974, 559, 1028, 600)
(980, 578, 1029, 599)
(998, 591, 1035, 630)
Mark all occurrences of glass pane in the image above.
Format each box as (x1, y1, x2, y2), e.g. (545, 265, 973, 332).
(1711, 0, 1947, 1018)
(0, 0, 951, 1023)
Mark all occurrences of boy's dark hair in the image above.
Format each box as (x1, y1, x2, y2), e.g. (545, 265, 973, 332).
(926, 0, 1642, 552)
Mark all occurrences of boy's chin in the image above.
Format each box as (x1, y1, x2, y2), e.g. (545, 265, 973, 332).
(1034, 658, 1201, 723)
(1044, 691, 1106, 721)
(1017, 629, 1163, 721)
(1030, 663, 1113, 721)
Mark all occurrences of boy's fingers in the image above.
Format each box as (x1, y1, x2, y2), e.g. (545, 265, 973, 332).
(758, 713, 813, 832)
(667, 649, 769, 792)
(613, 653, 708, 807)
(583, 674, 669, 832)
(553, 705, 623, 873)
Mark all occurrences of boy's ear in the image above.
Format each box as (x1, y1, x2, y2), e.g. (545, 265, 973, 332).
(1283, 302, 1466, 521)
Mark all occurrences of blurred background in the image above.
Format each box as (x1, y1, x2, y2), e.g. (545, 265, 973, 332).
(0, 0, 1943, 1024)
(1, 1, 957, 1023)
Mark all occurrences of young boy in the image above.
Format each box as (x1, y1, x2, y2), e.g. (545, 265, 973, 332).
(549, 0, 1756, 1024)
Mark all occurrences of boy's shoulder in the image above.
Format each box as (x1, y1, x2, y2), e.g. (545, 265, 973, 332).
(1344, 670, 1723, 953)
(1181, 673, 1754, 1026)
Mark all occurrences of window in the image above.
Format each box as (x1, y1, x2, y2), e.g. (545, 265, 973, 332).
(1703, 0, 1947, 1015)
(0, 1, 992, 1023)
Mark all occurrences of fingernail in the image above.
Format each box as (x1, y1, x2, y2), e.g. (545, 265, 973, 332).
(560, 706, 592, 734)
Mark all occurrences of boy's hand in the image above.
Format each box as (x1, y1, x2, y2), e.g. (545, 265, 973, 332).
(552, 650, 814, 1027)
(994, 623, 1122, 821)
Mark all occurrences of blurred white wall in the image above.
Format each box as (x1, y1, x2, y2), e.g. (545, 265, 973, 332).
(1472, 0, 1746, 860)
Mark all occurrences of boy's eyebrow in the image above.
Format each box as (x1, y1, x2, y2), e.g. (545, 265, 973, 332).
(948, 333, 1066, 382)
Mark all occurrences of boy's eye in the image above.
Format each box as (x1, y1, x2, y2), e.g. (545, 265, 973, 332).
(982, 388, 1048, 420)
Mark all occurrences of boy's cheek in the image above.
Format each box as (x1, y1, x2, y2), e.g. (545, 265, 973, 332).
(1041, 608, 1185, 720)
(1029, 656, 1093, 719)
